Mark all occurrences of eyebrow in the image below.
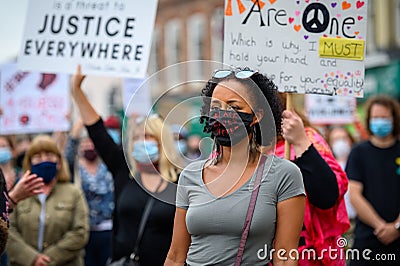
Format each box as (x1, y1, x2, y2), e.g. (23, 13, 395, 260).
(211, 99, 242, 104)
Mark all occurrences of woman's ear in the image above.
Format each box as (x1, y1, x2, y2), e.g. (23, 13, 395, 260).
(251, 109, 264, 126)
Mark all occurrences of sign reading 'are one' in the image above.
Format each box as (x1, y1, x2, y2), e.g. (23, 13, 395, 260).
(223, 0, 368, 97)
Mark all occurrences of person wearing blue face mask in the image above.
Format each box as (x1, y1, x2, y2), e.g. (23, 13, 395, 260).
(0, 135, 46, 266)
(0, 136, 16, 192)
(346, 95, 400, 266)
(104, 115, 122, 145)
(0, 135, 45, 210)
(5, 134, 89, 266)
(71, 65, 182, 266)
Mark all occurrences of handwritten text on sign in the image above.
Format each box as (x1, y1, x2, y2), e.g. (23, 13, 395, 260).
(223, 0, 368, 97)
(18, 0, 158, 78)
(0, 63, 70, 135)
(319, 37, 364, 60)
(305, 94, 356, 124)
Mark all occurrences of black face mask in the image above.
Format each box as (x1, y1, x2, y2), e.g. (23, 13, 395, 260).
(83, 149, 98, 162)
(209, 109, 254, 147)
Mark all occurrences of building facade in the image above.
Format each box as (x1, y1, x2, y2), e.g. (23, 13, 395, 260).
(98, 0, 400, 121)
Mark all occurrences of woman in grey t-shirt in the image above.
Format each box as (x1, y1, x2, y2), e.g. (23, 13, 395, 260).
(165, 68, 306, 266)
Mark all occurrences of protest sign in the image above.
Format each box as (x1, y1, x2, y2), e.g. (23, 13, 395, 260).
(305, 94, 356, 124)
(123, 78, 152, 116)
(223, 0, 368, 97)
(0, 63, 70, 134)
(18, 0, 158, 78)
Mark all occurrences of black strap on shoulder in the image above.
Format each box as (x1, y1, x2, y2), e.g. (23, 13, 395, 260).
(130, 178, 164, 261)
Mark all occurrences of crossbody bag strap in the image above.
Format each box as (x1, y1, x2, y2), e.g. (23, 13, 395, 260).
(234, 155, 267, 266)
(130, 178, 164, 261)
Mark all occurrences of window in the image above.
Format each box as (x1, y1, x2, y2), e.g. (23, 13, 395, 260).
(148, 29, 160, 75)
(366, 0, 376, 53)
(211, 8, 224, 62)
(164, 19, 183, 86)
(395, 0, 400, 46)
(187, 14, 207, 80)
(165, 19, 183, 66)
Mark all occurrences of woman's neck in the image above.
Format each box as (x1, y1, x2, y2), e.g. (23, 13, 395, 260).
(140, 172, 165, 193)
(79, 159, 99, 174)
(219, 141, 259, 166)
(42, 178, 57, 196)
(370, 135, 396, 148)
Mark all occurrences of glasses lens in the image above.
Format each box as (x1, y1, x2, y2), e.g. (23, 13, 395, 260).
(213, 70, 233, 79)
(235, 70, 255, 79)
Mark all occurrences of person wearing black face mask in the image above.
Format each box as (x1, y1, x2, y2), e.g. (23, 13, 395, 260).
(64, 119, 114, 266)
(166, 68, 305, 266)
(5, 134, 89, 266)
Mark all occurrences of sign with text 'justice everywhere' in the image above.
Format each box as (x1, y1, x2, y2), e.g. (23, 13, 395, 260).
(223, 0, 368, 97)
(0, 63, 70, 135)
(18, 0, 158, 78)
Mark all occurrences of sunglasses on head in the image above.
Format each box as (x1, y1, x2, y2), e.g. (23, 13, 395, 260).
(212, 68, 257, 79)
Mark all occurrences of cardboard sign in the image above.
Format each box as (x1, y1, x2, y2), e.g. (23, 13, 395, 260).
(305, 94, 356, 124)
(223, 0, 368, 97)
(123, 78, 152, 116)
(0, 63, 70, 134)
(18, 0, 158, 78)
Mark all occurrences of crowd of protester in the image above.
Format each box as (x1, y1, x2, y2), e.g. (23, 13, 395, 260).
(0, 68, 399, 265)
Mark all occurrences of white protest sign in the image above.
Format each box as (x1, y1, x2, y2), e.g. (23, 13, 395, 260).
(123, 78, 152, 116)
(305, 94, 356, 124)
(0, 63, 70, 134)
(18, 0, 158, 78)
(223, 0, 368, 97)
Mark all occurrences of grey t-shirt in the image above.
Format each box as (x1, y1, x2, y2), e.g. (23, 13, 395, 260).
(176, 155, 305, 266)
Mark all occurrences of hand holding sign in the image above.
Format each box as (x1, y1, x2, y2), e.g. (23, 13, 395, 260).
(281, 109, 311, 157)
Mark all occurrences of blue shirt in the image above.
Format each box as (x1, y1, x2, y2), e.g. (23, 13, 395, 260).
(79, 163, 114, 227)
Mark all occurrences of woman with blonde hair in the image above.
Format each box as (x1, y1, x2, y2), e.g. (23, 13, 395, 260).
(6, 134, 89, 266)
(71, 66, 181, 265)
(126, 114, 181, 184)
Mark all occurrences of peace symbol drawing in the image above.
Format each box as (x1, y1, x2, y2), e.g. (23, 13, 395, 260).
(302, 3, 330, 33)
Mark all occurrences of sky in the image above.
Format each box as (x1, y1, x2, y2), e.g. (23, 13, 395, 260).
(0, 0, 29, 64)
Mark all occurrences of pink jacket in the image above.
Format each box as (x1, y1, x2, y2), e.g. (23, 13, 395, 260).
(275, 127, 350, 266)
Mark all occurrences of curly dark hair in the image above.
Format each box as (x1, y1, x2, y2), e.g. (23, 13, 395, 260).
(200, 68, 283, 147)
(365, 94, 400, 138)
